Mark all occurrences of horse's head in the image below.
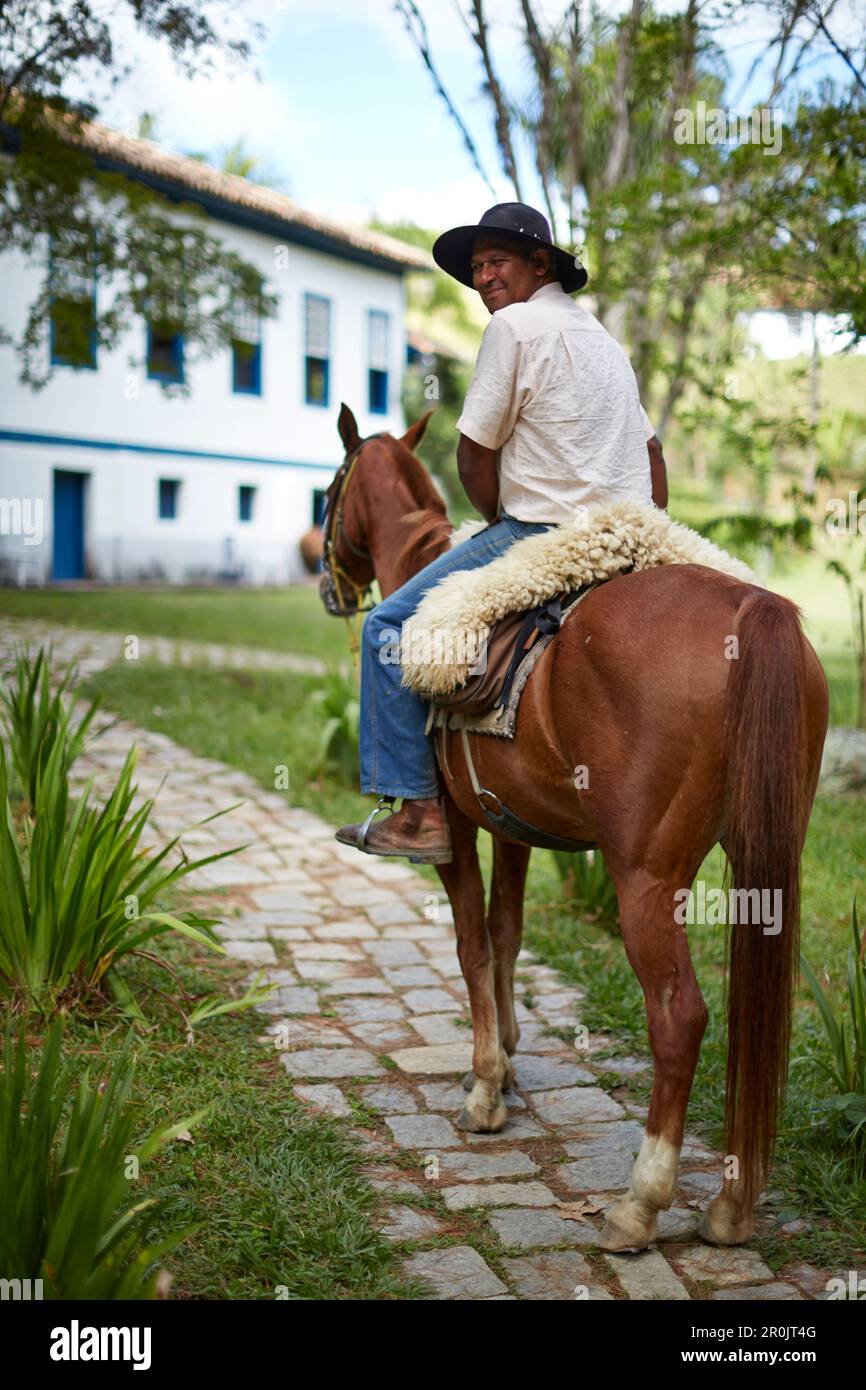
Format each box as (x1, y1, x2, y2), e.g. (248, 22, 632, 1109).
(318, 401, 442, 614)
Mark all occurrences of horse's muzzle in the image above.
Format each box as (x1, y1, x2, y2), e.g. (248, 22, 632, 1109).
(319, 571, 360, 617)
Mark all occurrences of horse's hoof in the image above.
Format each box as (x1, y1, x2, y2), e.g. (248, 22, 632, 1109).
(697, 1200, 755, 1247)
(456, 1102, 508, 1134)
(598, 1200, 656, 1253)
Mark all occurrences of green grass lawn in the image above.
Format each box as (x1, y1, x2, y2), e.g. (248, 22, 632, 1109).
(0, 584, 350, 664)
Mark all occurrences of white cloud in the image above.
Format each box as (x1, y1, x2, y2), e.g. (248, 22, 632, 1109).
(66, 5, 304, 186)
(305, 172, 515, 233)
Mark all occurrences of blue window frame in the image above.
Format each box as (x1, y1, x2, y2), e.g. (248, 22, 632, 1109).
(368, 309, 390, 414)
(232, 339, 261, 394)
(147, 321, 185, 384)
(303, 293, 330, 407)
(238, 484, 255, 522)
(158, 478, 180, 519)
(232, 292, 263, 395)
(48, 233, 97, 370)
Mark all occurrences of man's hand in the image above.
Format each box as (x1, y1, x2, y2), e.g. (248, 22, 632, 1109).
(648, 435, 668, 510)
(457, 433, 500, 522)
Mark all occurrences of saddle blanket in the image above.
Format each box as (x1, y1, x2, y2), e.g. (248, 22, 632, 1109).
(424, 580, 598, 740)
(401, 499, 757, 700)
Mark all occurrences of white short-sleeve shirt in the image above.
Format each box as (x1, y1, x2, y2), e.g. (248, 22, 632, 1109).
(456, 280, 655, 524)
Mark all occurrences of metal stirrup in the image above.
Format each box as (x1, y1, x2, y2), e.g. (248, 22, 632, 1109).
(355, 795, 396, 850)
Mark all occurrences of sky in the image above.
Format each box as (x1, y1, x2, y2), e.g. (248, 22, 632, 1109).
(86, 0, 865, 235)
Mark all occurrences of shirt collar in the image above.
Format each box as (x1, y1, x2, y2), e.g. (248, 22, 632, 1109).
(528, 280, 567, 302)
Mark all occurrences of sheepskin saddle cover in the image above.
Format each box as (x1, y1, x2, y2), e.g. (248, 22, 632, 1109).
(400, 500, 756, 698)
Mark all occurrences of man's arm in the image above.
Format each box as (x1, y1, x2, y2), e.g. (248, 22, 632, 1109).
(648, 434, 668, 510)
(457, 434, 500, 522)
(455, 314, 522, 521)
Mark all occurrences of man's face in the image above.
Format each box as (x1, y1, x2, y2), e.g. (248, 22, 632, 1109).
(470, 236, 551, 313)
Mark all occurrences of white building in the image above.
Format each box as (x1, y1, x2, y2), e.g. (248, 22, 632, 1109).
(0, 120, 432, 584)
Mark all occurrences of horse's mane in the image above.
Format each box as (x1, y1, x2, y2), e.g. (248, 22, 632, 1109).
(390, 441, 454, 582)
(395, 508, 454, 580)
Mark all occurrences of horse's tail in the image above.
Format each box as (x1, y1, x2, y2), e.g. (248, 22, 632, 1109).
(722, 589, 810, 1211)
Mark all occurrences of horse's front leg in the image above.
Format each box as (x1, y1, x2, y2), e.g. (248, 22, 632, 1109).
(436, 799, 508, 1133)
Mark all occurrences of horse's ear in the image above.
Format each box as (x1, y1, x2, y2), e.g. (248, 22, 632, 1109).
(338, 402, 360, 454)
(400, 409, 435, 454)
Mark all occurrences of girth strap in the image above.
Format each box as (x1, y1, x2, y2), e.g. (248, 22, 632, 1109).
(459, 726, 595, 854)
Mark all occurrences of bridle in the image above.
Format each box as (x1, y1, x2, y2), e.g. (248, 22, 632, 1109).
(320, 432, 384, 660)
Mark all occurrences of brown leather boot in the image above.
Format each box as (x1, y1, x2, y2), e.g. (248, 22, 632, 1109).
(335, 795, 453, 864)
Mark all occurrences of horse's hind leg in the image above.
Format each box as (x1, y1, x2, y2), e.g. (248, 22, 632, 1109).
(600, 867, 708, 1253)
(462, 837, 532, 1094)
(435, 798, 508, 1133)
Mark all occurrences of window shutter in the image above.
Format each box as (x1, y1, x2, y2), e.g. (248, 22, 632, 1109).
(369, 311, 389, 371)
(305, 295, 330, 357)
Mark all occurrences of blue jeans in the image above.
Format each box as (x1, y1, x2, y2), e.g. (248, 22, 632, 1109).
(360, 511, 553, 799)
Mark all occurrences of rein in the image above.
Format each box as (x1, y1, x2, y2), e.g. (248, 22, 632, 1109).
(321, 433, 384, 665)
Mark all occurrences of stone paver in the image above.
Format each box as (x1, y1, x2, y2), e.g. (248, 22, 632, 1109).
(605, 1250, 691, 1300)
(672, 1246, 775, 1289)
(361, 1084, 419, 1114)
(27, 616, 836, 1304)
(384, 1114, 463, 1149)
(222, 939, 277, 965)
(379, 1205, 446, 1241)
(502, 1251, 594, 1300)
(711, 1282, 803, 1301)
(488, 1207, 598, 1249)
(442, 1181, 556, 1212)
(430, 1149, 538, 1181)
(387, 1043, 474, 1074)
(403, 1246, 507, 1300)
(560, 1152, 635, 1191)
(279, 1048, 384, 1079)
(293, 1084, 352, 1118)
(513, 1055, 596, 1089)
(532, 1087, 626, 1125)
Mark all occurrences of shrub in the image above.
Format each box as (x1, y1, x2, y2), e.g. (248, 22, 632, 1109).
(305, 667, 360, 784)
(0, 735, 237, 1010)
(0, 1019, 205, 1299)
(552, 848, 620, 928)
(0, 645, 100, 807)
(801, 900, 866, 1162)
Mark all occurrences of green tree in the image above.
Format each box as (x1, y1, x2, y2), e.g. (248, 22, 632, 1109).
(0, 2, 278, 392)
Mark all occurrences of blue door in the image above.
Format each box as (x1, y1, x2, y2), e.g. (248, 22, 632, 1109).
(52, 470, 87, 580)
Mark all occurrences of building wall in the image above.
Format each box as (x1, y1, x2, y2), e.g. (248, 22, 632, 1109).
(0, 206, 408, 583)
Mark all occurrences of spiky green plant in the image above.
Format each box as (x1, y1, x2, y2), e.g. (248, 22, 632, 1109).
(0, 645, 101, 806)
(0, 735, 237, 1009)
(552, 847, 620, 928)
(0, 1018, 206, 1299)
(305, 667, 360, 784)
(801, 900, 866, 1154)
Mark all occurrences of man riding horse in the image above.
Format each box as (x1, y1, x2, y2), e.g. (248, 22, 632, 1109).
(336, 201, 668, 863)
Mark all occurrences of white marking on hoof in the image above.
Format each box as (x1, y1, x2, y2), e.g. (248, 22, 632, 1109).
(631, 1132, 680, 1210)
(600, 1132, 680, 1251)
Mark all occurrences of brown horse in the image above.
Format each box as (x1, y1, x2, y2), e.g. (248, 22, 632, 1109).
(320, 402, 829, 1253)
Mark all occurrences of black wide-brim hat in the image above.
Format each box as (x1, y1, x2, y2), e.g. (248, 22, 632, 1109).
(432, 201, 587, 294)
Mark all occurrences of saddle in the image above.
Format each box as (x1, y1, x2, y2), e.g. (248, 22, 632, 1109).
(428, 586, 590, 717)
